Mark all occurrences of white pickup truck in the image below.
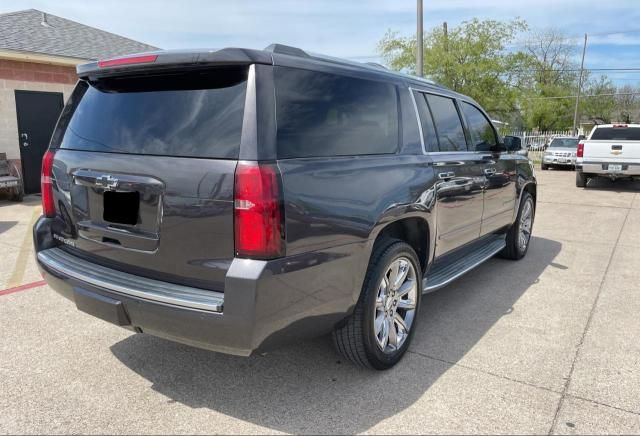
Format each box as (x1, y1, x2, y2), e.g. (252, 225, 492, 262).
(576, 124, 640, 187)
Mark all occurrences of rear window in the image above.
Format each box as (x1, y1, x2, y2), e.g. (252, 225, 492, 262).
(591, 127, 640, 141)
(56, 67, 248, 158)
(550, 138, 579, 148)
(274, 67, 399, 158)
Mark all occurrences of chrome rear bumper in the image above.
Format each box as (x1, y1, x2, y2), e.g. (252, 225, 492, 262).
(580, 162, 640, 176)
(37, 248, 224, 312)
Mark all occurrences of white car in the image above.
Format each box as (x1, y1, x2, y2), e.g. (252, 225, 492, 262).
(541, 137, 579, 170)
(576, 124, 640, 187)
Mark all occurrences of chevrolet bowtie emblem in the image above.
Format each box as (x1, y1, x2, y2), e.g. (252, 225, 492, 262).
(611, 150, 622, 155)
(95, 175, 118, 190)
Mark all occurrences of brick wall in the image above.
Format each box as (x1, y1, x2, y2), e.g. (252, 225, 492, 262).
(0, 59, 77, 85)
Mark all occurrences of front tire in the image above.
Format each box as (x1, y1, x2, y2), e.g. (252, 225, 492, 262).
(500, 192, 535, 260)
(541, 163, 548, 170)
(333, 239, 422, 370)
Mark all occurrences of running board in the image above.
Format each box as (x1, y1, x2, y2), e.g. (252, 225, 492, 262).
(423, 236, 506, 293)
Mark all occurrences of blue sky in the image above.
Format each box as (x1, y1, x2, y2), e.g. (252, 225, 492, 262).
(2, 0, 640, 85)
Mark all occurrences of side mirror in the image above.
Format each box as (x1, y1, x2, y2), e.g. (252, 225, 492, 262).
(503, 135, 522, 152)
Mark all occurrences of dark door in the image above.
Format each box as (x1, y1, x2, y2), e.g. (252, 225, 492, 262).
(414, 91, 485, 257)
(458, 101, 516, 236)
(15, 90, 64, 194)
(431, 153, 486, 256)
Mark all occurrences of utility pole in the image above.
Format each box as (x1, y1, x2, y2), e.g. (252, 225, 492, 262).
(573, 33, 588, 135)
(416, 0, 423, 77)
(443, 21, 448, 84)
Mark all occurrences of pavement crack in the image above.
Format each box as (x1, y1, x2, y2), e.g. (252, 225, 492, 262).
(407, 349, 562, 396)
(547, 204, 633, 435)
(567, 393, 640, 417)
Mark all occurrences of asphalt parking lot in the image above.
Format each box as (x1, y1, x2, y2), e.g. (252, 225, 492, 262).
(1, 169, 639, 435)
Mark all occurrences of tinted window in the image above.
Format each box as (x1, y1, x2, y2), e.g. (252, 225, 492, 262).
(274, 67, 399, 158)
(504, 136, 522, 151)
(57, 67, 247, 158)
(413, 91, 439, 152)
(425, 94, 467, 152)
(549, 138, 579, 148)
(461, 102, 497, 151)
(591, 127, 640, 141)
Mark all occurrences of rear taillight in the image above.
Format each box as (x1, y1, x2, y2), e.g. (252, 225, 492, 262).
(577, 142, 585, 158)
(41, 150, 55, 217)
(234, 162, 284, 259)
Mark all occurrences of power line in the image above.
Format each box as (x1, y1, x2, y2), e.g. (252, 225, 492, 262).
(524, 92, 640, 100)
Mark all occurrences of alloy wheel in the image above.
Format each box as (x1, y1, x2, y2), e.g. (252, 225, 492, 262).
(519, 198, 534, 252)
(373, 257, 418, 354)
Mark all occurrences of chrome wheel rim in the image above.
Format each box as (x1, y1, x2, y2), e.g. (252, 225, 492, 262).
(518, 198, 534, 252)
(373, 257, 418, 354)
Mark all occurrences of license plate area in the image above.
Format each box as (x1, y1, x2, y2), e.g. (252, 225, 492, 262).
(608, 164, 623, 172)
(71, 169, 164, 251)
(103, 191, 140, 225)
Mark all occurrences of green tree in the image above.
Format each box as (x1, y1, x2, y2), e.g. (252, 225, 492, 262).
(378, 18, 528, 120)
(581, 75, 616, 123)
(520, 29, 579, 130)
(615, 84, 640, 123)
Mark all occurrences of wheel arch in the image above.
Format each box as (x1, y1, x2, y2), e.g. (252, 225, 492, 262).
(368, 216, 432, 274)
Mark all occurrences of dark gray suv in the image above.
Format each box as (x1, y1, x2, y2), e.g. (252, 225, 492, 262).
(34, 44, 536, 369)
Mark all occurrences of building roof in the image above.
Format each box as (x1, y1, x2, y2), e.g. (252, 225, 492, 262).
(0, 9, 158, 61)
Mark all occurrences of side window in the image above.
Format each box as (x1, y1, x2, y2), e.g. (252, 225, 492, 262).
(460, 102, 497, 151)
(412, 91, 439, 152)
(274, 67, 399, 158)
(425, 94, 467, 152)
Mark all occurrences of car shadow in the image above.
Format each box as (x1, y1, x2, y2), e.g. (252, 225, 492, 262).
(0, 220, 18, 235)
(0, 194, 41, 207)
(586, 177, 640, 192)
(110, 236, 561, 434)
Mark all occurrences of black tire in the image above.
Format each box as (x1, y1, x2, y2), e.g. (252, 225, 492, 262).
(8, 162, 24, 202)
(333, 239, 422, 370)
(500, 192, 535, 260)
(541, 163, 548, 170)
(10, 182, 24, 202)
(576, 171, 586, 188)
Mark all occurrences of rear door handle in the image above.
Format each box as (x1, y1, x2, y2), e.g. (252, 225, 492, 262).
(484, 168, 497, 176)
(438, 172, 455, 180)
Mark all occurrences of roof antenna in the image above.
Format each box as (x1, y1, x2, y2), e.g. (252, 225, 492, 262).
(41, 11, 52, 28)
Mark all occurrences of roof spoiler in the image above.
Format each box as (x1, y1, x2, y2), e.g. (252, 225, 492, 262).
(77, 48, 273, 79)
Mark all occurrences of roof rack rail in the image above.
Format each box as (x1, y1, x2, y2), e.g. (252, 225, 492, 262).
(264, 43, 309, 58)
(365, 62, 387, 70)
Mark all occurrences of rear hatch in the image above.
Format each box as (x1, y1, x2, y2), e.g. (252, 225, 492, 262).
(49, 66, 249, 291)
(585, 126, 640, 162)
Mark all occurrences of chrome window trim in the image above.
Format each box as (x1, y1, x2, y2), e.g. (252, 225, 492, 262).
(409, 86, 499, 157)
(37, 248, 224, 313)
(414, 89, 470, 154)
(408, 88, 427, 154)
(408, 85, 460, 100)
